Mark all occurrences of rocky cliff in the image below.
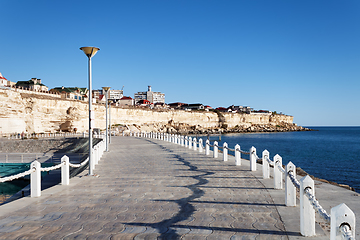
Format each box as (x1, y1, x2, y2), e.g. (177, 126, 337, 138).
(0, 89, 307, 135)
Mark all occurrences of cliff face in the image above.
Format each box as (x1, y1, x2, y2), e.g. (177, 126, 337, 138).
(0, 89, 295, 134)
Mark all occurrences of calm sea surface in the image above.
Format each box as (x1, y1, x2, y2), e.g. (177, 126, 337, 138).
(199, 127, 360, 193)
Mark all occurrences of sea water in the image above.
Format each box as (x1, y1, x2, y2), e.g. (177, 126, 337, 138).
(199, 127, 360, 192)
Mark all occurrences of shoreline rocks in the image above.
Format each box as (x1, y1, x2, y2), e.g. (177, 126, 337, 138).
(117, 122, 313, 135)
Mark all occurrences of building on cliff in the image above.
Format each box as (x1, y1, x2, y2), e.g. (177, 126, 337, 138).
(119, 96, 134, 106)
(15, 78, 48, 91)
(50, 87, 88, 100)
(227, 105, 254, 113)
(100, 89, 123, 102)
(134, 86, 165, 105)
(0, 73, 15, 88)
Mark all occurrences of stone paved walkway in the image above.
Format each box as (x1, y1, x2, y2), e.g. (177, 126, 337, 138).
(0, 136, 328, 239)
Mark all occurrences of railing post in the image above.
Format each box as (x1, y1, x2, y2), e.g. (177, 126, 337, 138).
(213, 141, 218, 158)
(181, 136, 184, 146)
(235, 144, 241, 165)
(91, 148, 95, 171)
(188, 137, 192, 149)
(274, 154, 283, 189)
(61, 155, 69, 185)
(185, 136, 188, 147)
(223, 142, 228, 161)
(285, 161, 296, 206)
(250, 146, 256, 171)
(95, 145, 99, 164)
(330, 203, 356, 240)
(205, 140, 210, 155)
(193, 138, 197, 151)
(30, 161, 41, 197)
(262, 150, 270, 179)
(198, 139, 203, 153)
(300, 175, 316, 237)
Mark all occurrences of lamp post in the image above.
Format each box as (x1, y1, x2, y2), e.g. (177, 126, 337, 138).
(109, 98, 111, 143)
(80, 46, 100, 176)
(102, 87, 110, 151)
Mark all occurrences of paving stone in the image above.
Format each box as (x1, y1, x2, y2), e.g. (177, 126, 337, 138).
(0, 136, 333, 239)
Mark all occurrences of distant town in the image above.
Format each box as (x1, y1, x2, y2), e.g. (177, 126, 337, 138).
(0, 72, 277, 114)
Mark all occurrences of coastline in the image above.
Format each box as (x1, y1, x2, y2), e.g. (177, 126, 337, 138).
(120, 121, 313, 135)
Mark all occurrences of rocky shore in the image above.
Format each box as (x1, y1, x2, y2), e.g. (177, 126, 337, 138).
(119, 121, 313, 135)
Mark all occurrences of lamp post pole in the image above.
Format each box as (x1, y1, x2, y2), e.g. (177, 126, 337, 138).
(109, 100, 111, 143)
(102, 87, 110, 152)
(80, 46, 100, 176)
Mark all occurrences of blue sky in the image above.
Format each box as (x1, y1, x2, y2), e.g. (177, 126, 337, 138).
(1, 0, 359, 126)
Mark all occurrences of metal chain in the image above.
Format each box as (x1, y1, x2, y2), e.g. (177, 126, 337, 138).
(340, 224, 354, 240)
(304, 188, 331, 223)
(41, 162, 65, 172)
(0, 168, 35, 183)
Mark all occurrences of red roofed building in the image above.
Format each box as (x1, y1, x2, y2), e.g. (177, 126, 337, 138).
(215, 107, 228, 112)
(0, 73, 15, 87)
(119, 96, 134, 107)
(137, 99, 153, 108)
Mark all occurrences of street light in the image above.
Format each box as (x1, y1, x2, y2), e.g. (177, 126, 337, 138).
(80, 46, 100, 176)
(102, 86, 110, 152)
(109, 98, 112, 143)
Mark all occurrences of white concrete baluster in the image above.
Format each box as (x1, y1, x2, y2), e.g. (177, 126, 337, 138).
(330, 203, 356, 240)
(95, 145, 99, 165)
(193, 138, 197, 151)
(185, 136, 188, 147)
(61, 155, 69, 185)
(31, 161, 41, 197)
(213, 141, 218, 158)
(250, 146, 256, 171)
(188, 137, 192, 149)
(205, 139, 210, 155)
(223, 142, 228, 161)
(181, 136, 184, 146)
(262, 150, 270, 179)
(198, 139, 203, 153)
(274, 154, 283, 189)
(285, 161, 296, 206)
(235, 144, 241, 166)
(300, 175, 316, 237)
(91, 148, 95, 171)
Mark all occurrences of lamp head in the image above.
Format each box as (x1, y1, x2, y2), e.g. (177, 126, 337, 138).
(80, 46, 100, 58)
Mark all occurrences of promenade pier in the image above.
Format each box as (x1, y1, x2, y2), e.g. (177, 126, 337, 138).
(0, 136, 358, 239)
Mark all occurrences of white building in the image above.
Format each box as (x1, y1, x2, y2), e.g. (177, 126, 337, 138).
(134, 86, 165, 104)
(0, 73, 15, 87)
(97, 89, 124, 102)
(108, 89, 123, 101)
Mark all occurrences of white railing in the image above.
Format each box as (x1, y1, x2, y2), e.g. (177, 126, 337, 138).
(0, 135, 106, 198)
(3, 132, 85, 140)
(130, 131, 356, 240)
